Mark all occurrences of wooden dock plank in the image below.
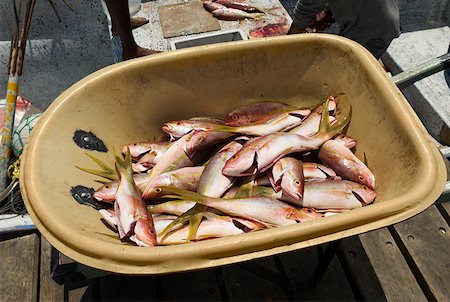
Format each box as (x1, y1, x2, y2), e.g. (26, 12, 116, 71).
(338, 236, 387, 301)
(439, 201, 450, 222)
(54, 249, 97, 301)
(392, 205, 450, 301)
(279, 245, 355, 301)
(159, 268, 222, 301)
(221, 257, 290, 301)
(39, 238, 65, 302)
(0, 234, 40, 302)
(359, 228, 427, 302)
(99, 275, 158, 301)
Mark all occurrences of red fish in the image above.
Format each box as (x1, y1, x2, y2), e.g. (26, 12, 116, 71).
(248, 23, 290, 39)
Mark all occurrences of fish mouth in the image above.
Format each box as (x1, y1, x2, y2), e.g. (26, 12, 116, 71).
(317, 166, 333, 178)
(222, 151, 258, 176)
(162, 124, 173, 132)
(289, 112, 308, 120)
(284, 190, 303, 202)
(93, 194, 103, 201)
(352, 191, 366, 205)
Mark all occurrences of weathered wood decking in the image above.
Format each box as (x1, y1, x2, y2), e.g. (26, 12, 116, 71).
(1, 199, 449, 301)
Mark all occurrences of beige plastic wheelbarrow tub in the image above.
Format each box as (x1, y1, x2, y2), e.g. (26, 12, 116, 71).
(20, 34, 446, 274)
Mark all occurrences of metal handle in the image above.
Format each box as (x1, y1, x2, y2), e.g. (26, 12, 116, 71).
(390, 52, 450, 197)
(440, 147, 450, 196)
(392, 52, 450, 89)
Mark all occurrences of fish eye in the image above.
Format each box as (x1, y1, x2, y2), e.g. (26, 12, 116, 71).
(232, 115, 238, 120)
(231, 155, 237, 159)
(358, 175, 364, 181)
(363, 186, 368, 190)
(105, 185, 110, 189)
(176, 122, 181, 126)
(294, 180, 301, 185)
(155, 188, 162, 193)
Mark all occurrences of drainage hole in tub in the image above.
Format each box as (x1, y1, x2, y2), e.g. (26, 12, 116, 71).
(73, 130, 108, 152)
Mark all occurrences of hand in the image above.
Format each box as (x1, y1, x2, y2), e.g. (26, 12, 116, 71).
(310, 9, 333, 31)
(287, 24, 307, 35)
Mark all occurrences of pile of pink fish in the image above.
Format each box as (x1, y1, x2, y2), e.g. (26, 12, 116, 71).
(203, 0, 265, 21)
(81, 96, 376, 247)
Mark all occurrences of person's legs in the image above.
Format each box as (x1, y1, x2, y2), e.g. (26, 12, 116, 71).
(104, 0, 159, 60)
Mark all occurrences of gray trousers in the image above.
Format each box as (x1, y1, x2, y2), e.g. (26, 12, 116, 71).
(293, 0, 401, 58)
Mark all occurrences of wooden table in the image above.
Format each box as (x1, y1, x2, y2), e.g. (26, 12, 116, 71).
(1, 197, 449, 301)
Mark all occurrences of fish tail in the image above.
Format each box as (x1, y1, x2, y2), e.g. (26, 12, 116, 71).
(75, 166, 118, 180)
(162, 186, 204, 200)
(211, 124, 239, 133)
(318, 96, 352, 136)
(85, 153, 116, 174)
(158, 196, 208, 240)
(76, 153, 118, 180)
(318, 97, 331, 133)
(187, 213, 203, 241)
(114, 147, 133, 178)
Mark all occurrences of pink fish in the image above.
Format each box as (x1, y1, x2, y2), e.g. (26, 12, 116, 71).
(203, 0, 226, 12)
(148, 200, 197, 216)
(212, 8, 264, 20)
(225, 101, 297, 126)
(184, 130, 235, 157)
(289, 112, 335, 137)
(122, 141, 170, 161)
(163, 187, 322, 226)
(142, 166, 204, 199)
(303, 162, 337, 179)
(318, 139, 375, 189)
(270, 157, 304, 203)
(214, 109, 311, 136)
(162, 118, 224, 139)
(158, 214, 245, 245)
(132, 142, 171, 172)
(222, 98, 352, 176)
(94, 172, 152, 203)
(299, 180, 377, 210)
(114, 149, 157, 247)
(214, 0, 263, 13)
(142, 132, 195, 198)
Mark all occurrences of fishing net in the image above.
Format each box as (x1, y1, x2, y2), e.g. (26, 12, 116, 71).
(0, 159, 26, 216)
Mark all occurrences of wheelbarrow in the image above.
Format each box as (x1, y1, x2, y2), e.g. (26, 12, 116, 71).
(18, 34, 449, 274)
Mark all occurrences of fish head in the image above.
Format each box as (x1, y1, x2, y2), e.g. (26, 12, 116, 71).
(353, 168, 376, 191)
(282, 176, 304, 201)
(225, 111, 250, 126)
(93, 182, 117, 202)
(296, 208, 323, 221)
(132, 219, 157, 246)
(144, 174, 177, 199)
(162, 121, 192, 138)
(144, 186, 165, 199)
(137, 151, 159, 167)
(132, 162, 151, 173)
(122, 142, 151, 159)
(351, 185, 376, 205)
(222, 149, 257, 177)
(184, 130, 208, 156)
